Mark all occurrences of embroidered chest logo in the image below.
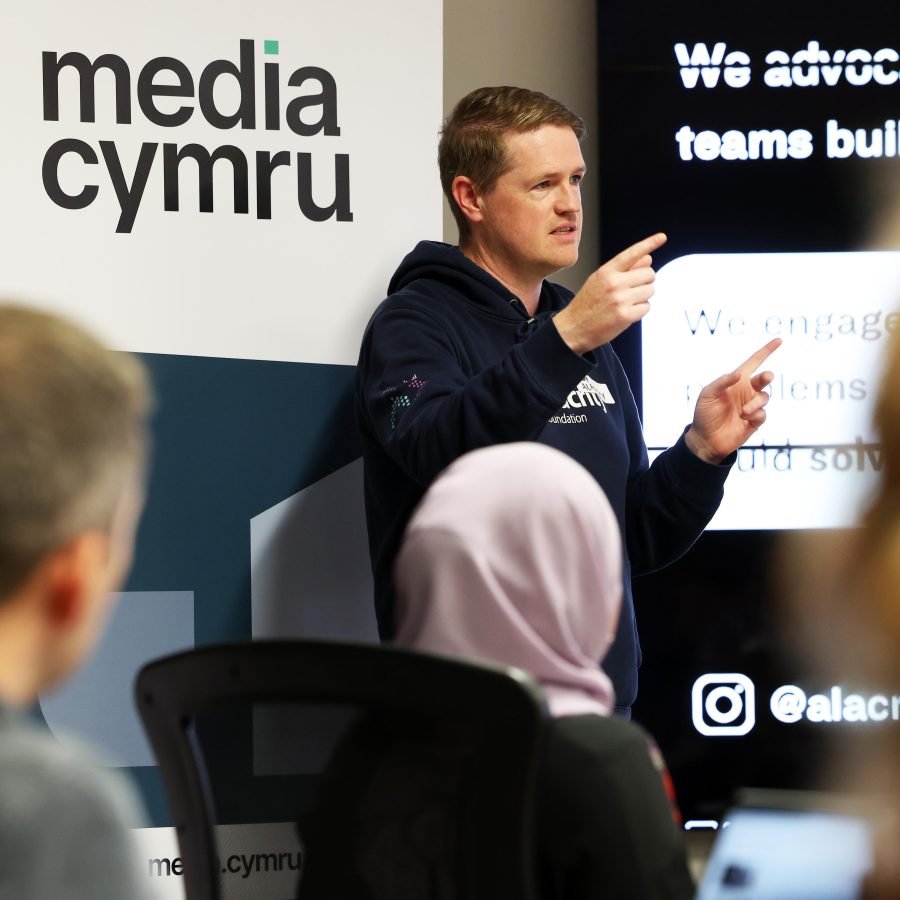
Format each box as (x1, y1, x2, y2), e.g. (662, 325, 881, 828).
(549, 376, 615, 425)
(563, 376, 616, 413)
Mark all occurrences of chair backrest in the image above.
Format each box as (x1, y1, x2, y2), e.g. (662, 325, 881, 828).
(135, 639, 546, 900)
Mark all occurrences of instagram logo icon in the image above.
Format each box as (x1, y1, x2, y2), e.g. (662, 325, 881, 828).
(691, 673, 756, 736)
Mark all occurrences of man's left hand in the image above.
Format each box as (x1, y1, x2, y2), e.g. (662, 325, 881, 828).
(685, 338, 782, 464)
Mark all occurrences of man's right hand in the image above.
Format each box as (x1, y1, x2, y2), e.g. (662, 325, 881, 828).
(553, 233, 668, 356)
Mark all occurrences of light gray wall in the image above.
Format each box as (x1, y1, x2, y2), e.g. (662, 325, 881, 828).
(443, 0, 600, 293)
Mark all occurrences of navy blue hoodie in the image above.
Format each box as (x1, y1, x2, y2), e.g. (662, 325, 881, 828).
(356, 241, 732, 708)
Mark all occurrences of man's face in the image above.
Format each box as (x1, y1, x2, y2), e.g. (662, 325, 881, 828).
(476, 124, 585, 283)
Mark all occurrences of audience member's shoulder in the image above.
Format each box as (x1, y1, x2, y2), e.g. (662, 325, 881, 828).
(547, 711, 655, 763)
(0, 708, 144, 829)
(0, 709, 151, 900)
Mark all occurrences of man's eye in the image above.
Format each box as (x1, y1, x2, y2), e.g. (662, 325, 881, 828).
(534, 181, 551, 190)
(570, 174, 583, 185)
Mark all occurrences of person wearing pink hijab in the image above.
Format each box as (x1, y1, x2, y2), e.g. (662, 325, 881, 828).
(394, 442, 694, 899)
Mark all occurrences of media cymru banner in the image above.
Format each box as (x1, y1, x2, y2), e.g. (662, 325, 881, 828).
(2, 1, 440, 365)
(0, 5, 442, 892)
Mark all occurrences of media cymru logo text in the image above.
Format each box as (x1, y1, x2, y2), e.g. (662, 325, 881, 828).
(41, 39, 352, 232)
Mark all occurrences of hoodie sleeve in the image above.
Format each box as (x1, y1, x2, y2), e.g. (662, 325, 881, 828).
(357, 300, 593, 487)
(626, 435, 733, 576)
(612, 356, 733, 575)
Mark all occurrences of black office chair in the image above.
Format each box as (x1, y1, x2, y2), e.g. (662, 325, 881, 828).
(135, 639, 547, 900)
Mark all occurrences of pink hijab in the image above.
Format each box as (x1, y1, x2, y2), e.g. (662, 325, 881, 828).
(394, 442, 622, 716)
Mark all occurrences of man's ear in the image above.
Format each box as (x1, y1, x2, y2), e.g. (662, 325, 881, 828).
(41, 531, 110, 628)
(451, 175, 485, 226)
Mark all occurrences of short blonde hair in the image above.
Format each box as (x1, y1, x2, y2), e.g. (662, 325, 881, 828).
(438, 86, 586, 242)
(0, 304, 151, 598)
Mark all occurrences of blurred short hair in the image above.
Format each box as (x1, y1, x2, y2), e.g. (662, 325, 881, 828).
(0, 303, 152, 599)
(438, 86, 586, 242)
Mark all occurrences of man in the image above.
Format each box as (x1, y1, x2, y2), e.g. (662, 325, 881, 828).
(356, 86, 779, 711)
(0, 304, 154, 898)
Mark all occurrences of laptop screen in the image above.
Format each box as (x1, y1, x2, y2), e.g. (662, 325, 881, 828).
(695, 804, 874, 900)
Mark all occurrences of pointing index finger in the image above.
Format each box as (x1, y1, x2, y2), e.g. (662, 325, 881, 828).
(610, 232, 668, 271)
(737, 337, 782, 375)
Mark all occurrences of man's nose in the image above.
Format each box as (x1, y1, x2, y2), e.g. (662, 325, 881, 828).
(556, 183, 581, 214)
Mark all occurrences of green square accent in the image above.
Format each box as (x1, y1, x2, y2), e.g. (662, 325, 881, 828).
(264, 40, 279, 55)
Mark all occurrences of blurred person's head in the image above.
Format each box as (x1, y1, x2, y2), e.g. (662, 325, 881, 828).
(853, 324, 900, 900)
(393, 442, 622, 716)
(778, 322, 900, 898)
(780, 322, 900, 689)
(857, 323, 900, 656)
(0, 304, 151, 705)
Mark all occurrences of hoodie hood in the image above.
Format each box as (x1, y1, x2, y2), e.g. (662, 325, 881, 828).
(387, 240, 571, 319)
